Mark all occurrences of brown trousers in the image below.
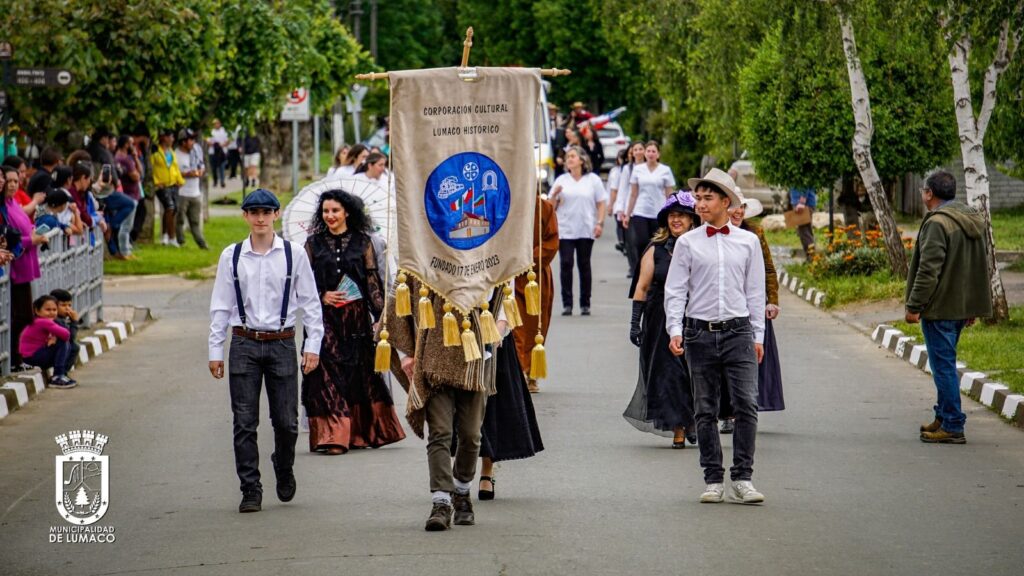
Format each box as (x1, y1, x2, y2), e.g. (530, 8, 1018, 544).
(425, 386, 487, 494)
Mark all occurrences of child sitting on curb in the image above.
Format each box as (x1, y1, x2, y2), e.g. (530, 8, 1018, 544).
(19, 295, 77, 389)
(50, 289, 81, 367)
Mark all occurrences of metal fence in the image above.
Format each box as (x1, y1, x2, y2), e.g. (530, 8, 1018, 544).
(0, 226, 104, 377)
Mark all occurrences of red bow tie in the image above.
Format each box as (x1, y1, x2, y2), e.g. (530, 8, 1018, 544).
(706, 225, 730, 237)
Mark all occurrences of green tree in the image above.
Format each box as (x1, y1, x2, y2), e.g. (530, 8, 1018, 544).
(1, 0, 221, 137)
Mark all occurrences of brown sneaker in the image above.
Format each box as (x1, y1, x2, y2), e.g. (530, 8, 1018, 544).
(452, 492, 475, 525)
(527, 379, 540, 394)
(920, 418, 942, 433)
(424, 502, 452, 531)
(920, 429, 966, 444)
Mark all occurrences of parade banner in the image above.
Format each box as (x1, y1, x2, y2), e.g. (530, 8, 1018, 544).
(388, 67, 540, 314)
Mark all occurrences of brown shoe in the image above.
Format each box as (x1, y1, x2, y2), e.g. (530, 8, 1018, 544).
(452, 492, 475, 525)
(425, 501, 453, 531)
(527, 379, 540, 394)
(920, 418, 942, 433)
(920, 429, 966, 444)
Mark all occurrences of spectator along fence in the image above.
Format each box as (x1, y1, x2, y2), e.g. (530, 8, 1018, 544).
(0, 227, 104, 376)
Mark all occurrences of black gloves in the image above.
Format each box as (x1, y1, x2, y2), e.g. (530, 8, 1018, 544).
(629, 300, 644, 347)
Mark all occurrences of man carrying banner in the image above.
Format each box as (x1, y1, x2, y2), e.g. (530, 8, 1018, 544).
(382, 67, 542, 530)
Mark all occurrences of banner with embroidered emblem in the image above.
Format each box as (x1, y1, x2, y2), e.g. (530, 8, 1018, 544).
(388, 67, 540, 315)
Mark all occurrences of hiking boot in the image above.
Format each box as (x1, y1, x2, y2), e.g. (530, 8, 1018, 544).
(425, 502, 453, 531)
(271, 453, 296, 502)
(920, 429, 966, 444)
(700, 483, 725, 503)
(452, 492, 475, 526)
(239, 490, 262, 513)
(730, 481, 765, 504)
(919, 418, 942, 433)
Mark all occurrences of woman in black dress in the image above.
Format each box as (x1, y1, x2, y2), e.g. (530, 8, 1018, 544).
(624, 191, 701, 448)
(302, 190, 405, 454)
(476, 306, 544, 501)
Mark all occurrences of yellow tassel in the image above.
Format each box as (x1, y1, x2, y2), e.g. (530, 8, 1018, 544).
(374, 330, 392, 373)
(395, 272, 411, 317)
(502, 285, 523, 329)
(461, 318, 482, 362)
(525, 269, 541, 316)
(478, 301, 502, 345)
(442, 302, 460, 347)
(417, 286, 436, 329)
(530, 334, 547, 380)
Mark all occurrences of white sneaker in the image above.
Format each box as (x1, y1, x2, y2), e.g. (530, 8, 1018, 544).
(730, 480, 765, 504)
(700, 483, 725, 503)
(160, 234, 169, 245)
(167, 239, 180, 248)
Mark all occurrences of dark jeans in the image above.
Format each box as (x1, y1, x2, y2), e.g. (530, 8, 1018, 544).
(212, 157, 226, 186)
(227, 149, 241, 179)
(921, 319, 967, 433)
(559, 238, 595, 308)
(11, 283, 33, 365)
(130, 197, 147, 242)
(628, 216, 658, 270)
(26, 340, 73, 377)
(228, 334, 299, 493)
(797, 223, 815, 259)
(684, 318, 759, 484)
(102, 192, 137, 256)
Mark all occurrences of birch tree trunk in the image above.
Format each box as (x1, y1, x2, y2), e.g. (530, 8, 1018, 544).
(945, 11, 1019, 322)
(836, 8, 909, 279)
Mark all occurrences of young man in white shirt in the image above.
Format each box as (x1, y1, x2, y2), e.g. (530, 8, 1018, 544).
(208, 189, 324, 513)
(664, 168, 767, 504)
(175, 129, 208, 249)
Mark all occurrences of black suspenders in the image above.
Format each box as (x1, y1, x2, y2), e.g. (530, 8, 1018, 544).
(232, 240, 293, 330)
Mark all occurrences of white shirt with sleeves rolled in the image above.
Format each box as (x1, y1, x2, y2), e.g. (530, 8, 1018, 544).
(209, 235, 324, 361)
(663, 223, 766, 343)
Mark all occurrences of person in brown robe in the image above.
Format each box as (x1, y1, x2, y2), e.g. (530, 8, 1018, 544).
(513, 196, 559, 393)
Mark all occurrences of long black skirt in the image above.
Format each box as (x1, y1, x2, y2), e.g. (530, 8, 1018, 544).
(623, 300, 696, 437)
(720, 318, 785, 415)
(479, 333, 545, 461)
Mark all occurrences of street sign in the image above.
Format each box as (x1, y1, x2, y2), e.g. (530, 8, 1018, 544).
(11, 67, 74, 88)
(0, 42, 12, 60)
(281, 87, 310, 122)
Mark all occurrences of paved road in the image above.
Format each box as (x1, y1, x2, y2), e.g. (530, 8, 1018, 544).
(1, 231, 1023, 576)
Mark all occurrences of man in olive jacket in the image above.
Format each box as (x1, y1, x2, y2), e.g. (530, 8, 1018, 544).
(905, 171, 992, 444)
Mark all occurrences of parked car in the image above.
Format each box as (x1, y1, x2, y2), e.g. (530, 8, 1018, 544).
(598, 121, 627, 172)
(535, 80, 555, 192)
(728, 160, 784, 213)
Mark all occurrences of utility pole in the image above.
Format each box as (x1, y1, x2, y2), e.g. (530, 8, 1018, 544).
(370, 0, 378, 60)
(351, 0, 363, 44)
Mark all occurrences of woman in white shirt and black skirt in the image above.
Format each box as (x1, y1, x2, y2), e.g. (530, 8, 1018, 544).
(550, 146, 607, 316)
(624, 141, 675, 271)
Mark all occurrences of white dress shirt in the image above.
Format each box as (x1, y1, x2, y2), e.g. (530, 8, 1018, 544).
(664, 223, 766, 343)
(552, 172, 607, 240)
(209, 235, 324, 361)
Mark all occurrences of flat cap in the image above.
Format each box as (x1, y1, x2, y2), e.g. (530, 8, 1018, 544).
(240, 188, 280, 211)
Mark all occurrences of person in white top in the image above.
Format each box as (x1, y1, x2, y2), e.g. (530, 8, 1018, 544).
(663, 167, 767, 506)
(614, 142, 647, 274)
(325, 144, 350, 177)
(334, 144, 369, 178)
(550, 145, 607, 316)
(605, 148, 629, 261)
(625, 141, 675, 273)
(208, 189, 323, 513)
(352, 151, 387, 185)
(207, 119, 229, 188)
(175, 129, 208, 249)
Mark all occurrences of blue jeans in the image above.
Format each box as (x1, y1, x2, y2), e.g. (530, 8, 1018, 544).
(921, 319, 967, 433)
(26, 340, 73, 377)
(684, 318, 759, 483)
(103, 192, 137, 256)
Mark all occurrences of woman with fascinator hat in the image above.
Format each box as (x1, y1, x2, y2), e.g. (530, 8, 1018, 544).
(301, 189, 405, 455)
(623, 191, 701, 448)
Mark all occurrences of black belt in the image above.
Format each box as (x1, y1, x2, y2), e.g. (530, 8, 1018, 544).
(685, 317, 750, 332)
(232, 326, 296, 341)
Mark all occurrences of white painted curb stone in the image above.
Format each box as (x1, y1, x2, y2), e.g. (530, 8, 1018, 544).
(959, 372, 986, 392)
(2, 381, 29, 407)
(1002, 395, 1024, 420)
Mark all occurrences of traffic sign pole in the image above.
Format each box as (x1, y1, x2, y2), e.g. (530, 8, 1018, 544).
(292, 120, 299, 197)
(313, 114, 321, 177)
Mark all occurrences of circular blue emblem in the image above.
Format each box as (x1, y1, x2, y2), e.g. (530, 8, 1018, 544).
(424, 152, 511, 250)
